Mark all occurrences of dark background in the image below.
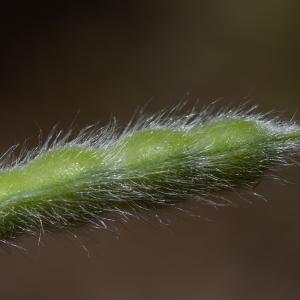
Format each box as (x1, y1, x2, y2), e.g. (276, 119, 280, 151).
(0, 1, 299, 299)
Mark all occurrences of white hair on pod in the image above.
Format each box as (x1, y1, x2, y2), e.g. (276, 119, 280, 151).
(0, 102, 299, 250)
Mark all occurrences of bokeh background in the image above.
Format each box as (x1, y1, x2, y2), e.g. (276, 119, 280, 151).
(0, 1, 300, 299)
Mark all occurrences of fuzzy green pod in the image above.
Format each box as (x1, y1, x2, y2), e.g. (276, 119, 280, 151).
(0, 105, 299, 241)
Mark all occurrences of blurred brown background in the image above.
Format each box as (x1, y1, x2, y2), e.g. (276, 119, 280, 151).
(0, 1, 300, 299)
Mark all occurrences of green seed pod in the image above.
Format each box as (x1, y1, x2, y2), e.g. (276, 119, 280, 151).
(0, 105, 299, 241)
